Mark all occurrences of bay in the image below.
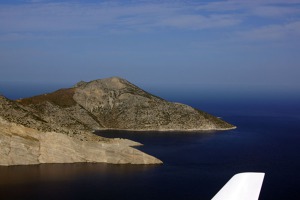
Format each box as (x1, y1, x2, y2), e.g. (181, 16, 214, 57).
(0, 88, 299, 200)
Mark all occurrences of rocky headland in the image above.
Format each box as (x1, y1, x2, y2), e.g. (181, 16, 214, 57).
(0, 77, 235, 166)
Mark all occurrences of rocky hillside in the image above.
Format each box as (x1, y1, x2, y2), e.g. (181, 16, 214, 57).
(16, 77, 236, 132)
(0, 77, 235, 166)
(0, 92, 162, 166)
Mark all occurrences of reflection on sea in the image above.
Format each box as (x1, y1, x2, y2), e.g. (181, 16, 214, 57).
(0, 163, 158, 185)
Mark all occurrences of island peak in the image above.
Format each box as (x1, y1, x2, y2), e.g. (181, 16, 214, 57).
(0, 77, 235, 166)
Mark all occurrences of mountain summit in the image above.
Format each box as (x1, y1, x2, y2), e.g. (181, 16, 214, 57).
(18, 77, 235, 132)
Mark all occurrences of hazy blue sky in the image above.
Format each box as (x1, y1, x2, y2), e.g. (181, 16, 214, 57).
(1, 0, 300, 92)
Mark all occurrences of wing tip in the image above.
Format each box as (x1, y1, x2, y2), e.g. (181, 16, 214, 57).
(212, 172, 265, 200)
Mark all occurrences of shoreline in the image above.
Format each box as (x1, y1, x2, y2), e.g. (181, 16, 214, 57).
(94, 126, 237, 133)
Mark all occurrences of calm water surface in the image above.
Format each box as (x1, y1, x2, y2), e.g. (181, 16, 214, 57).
(0, 88, 299, 200)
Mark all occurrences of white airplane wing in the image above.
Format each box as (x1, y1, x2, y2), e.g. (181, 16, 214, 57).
(211, 172, 265, 200)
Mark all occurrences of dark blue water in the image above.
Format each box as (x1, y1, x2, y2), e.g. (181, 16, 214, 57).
(0, 87, 299, 200)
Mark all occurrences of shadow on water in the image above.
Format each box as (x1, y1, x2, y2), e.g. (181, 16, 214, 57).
(0, 163, 158, 186)
(0, 163, 160, 200)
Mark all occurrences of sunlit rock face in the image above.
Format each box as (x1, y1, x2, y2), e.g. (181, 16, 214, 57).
(73, 77, 236, 131)
(8, 77, 234, 133)
(0, 117, 162, 166)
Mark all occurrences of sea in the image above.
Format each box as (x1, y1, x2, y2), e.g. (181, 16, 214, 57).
(0, 84, 299, 200)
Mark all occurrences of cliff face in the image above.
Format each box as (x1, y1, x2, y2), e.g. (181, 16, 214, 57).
(0, 77, 235, 166)
(0, 117, 161, 166)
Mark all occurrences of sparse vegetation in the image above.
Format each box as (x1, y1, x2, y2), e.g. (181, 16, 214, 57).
(18, 88, 77, 108)
(1, 77, 235, 136)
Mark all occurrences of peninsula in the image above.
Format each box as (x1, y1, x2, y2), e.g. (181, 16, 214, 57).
(0, 77, 235, 166)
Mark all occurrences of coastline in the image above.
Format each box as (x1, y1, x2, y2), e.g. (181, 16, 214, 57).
(95, 126, 237, 133)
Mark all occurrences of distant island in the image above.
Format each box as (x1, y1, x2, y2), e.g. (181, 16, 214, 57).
(0, 77, 235, 166)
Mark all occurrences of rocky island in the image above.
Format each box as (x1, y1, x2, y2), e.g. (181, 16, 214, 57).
(0, 77, 235, 166)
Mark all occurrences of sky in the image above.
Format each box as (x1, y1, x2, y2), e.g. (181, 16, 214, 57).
(0, 0, 300, 93)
